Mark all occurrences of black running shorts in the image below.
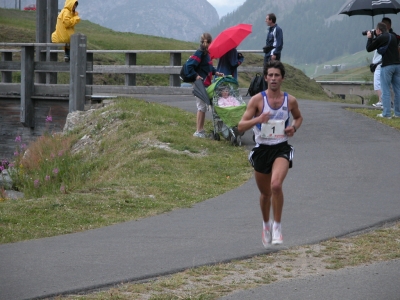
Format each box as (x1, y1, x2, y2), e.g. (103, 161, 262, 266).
(248, 141, 294, 174)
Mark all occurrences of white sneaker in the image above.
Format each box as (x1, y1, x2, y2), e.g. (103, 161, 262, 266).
(272, 224, 283, 245)
(193, 131, 206, 138)
(372, 102, 382, 108)
(262, 222, 272, 248)
(376, 113, 392, 119)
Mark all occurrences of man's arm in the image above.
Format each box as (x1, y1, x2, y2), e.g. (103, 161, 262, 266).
(285, 95, 303, 135)
(274, 26, 283, 54)
(238, 94, 270, 132)
(366, 34, 386, 52)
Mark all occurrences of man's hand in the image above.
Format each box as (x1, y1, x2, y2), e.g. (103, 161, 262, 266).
(258, 112, 270, 124)
(284, 126, 296, 137)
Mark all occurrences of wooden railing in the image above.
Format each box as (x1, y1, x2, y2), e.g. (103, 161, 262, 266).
(0, 35, 264, 118)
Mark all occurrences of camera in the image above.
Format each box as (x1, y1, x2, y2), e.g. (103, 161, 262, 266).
(362, 29, 376, 36)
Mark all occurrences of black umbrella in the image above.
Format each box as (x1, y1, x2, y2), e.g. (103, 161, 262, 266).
(192, 78, 211, 106)
(340, 0, 400, 27)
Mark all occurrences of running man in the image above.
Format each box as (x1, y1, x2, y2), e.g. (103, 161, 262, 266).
(238, 60, 303, 247)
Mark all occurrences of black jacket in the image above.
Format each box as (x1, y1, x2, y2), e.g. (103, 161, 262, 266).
(367, 32, 400, 67)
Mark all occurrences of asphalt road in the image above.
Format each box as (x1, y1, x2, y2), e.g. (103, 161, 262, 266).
(0, 95, 399, 300)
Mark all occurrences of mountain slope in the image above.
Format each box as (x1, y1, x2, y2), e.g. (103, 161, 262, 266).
(61, 0, 219, 42)
(211, 0, 400, 64)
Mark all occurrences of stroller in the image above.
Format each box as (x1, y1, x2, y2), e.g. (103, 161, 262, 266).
(206, 76, 246, 146)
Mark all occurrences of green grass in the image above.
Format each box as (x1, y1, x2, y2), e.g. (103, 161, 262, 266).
(0, 98, 252, 243)
(348, 107, 400, 129)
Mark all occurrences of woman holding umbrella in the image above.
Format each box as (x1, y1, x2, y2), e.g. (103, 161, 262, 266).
(186, 33, 224, 138)
(216, 48, 244, 80)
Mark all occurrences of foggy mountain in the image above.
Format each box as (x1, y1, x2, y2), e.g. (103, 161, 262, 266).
(5, 0, 400, 64)
(211, 0, 400, 64)
(2, 0, 219, 42)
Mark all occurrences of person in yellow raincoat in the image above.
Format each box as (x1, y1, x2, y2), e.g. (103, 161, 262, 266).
(51, 0, 80, 62)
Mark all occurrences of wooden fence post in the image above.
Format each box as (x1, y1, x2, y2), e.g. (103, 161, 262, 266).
(170, 52, 181, 87)
(1, 52, 12, 83)
(125, 53, 136, 86)
(86, 52, 93, 85)
(36, 0, 47, 84)
(69, 33, 87, 112)
(20, 46, 35, 128)
(46, 0, 58, 84)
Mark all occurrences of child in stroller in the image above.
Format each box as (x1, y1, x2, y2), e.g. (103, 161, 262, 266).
(208, 76, 246, 146)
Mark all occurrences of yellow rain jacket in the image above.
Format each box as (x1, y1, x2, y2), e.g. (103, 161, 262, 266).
(51, 0, 80, 43)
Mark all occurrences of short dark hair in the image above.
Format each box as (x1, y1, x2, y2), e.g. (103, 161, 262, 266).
(267, 13, 276, 23)
(377, 22, 388, 33)
(382, 17, 391, 26)
(264, 60, 285, 78)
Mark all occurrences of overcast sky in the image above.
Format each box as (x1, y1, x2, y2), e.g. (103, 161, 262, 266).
(207, 0, 246, 18)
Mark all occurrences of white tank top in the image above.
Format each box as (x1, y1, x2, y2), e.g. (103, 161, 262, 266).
(253, 91, 289, 146)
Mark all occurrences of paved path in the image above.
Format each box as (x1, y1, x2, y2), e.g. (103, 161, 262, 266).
(1, 96, 400, 300)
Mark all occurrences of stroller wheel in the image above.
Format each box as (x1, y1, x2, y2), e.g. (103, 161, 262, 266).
(237, 135, 242, 146)
(230, 135, 236, 146)
(214, 133, 220, 141)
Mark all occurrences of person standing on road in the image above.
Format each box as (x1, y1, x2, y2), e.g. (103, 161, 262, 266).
(238, 60, 303, 247)
(263, 13, 283, 67)
(366, 22, 400, 119)
(185, 33, 224, 138)
(372, 50, 383, 108)
(51, 0, 80, 62)
(216, 48, 244, 80)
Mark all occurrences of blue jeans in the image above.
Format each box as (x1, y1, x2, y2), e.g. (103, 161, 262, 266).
(380, 64, 400, 117)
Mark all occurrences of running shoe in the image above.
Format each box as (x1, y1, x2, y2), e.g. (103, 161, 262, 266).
(262, 222, 272, 248)
(272, 224, 283, 245)
(372, 102, 382, 108)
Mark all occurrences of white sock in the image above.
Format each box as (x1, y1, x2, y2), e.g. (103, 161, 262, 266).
(263, 221, 271, 230)
(273, 221, 281, 230)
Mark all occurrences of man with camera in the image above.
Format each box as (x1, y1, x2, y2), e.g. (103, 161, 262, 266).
(366, 22, 400, 119)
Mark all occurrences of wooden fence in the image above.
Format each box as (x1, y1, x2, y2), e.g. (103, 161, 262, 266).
(0, 35, 263, 158)
(0, 34, 264, 114)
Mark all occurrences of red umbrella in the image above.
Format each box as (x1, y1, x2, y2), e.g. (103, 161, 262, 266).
(209, 24, 252, 59)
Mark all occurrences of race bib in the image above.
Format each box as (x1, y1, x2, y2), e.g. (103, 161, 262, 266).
(260, 120, 286, 139)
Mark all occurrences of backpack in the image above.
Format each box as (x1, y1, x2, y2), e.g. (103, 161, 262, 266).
(246, 73, 267, 96)
(180, 61, 197, 83)
(180, 52, 205, 83)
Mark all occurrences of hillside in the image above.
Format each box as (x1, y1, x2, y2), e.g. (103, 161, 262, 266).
(211, 0, 400, 67)
(1, 0, 219, 42)
(0, 7, 331, 101)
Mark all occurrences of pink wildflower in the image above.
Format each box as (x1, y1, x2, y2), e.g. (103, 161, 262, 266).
(46, 115, 53, 122)
(34, 179, 40, 188)
(14, 151, 19, 156)
(15, 136, 21, 143)
(45, 175, 50, 181)
(53, 168, 59, 175)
